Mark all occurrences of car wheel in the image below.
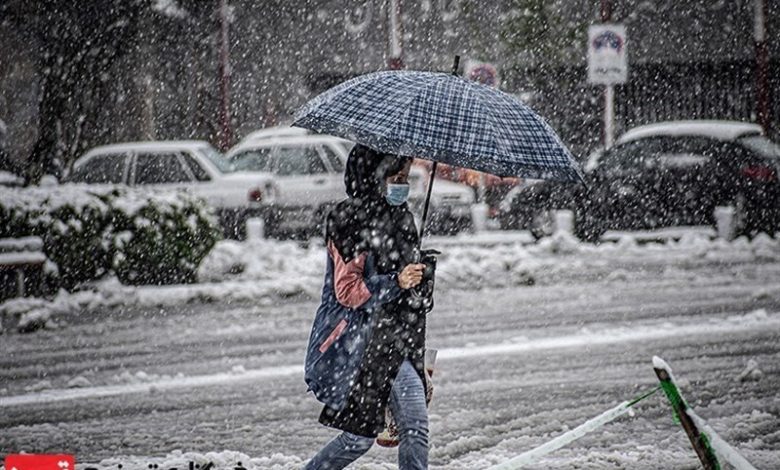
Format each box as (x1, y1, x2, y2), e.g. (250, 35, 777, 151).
(529, 210, 556, 240)
(460, 215, 475, 234)
(262, 210, 284, 240)
(218, 209, 244, 240)
(498, 214, 514, 230)
(498, 210, 524, 231)
(574, 213, 605, 243)
(445, 215, 473, 235)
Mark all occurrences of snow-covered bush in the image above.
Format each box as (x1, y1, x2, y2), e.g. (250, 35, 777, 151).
(111, 190, 221, 285)
(0, 185, 221, 288)
(0, 186, 113, 289)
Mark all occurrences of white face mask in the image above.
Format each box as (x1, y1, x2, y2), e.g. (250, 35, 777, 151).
(386, 183, 410, 205)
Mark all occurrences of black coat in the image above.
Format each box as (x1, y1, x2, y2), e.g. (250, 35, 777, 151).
(318, 145, 433, 437)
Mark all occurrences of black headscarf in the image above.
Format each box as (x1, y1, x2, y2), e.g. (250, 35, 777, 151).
(326, 144, 415, 265)
(343, 144, 408, 199)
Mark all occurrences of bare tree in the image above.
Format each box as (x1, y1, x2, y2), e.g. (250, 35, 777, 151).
(3, 1, 142, 182)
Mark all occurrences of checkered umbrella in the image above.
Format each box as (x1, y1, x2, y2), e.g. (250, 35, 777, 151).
(293, 70, 584, 183)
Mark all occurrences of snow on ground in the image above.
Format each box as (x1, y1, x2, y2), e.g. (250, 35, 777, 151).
(198, 229, 780, 291)
(0, 170, 24, 186)
(2, 308, 776, 409)
(1, 229, 779, 468)
(4, 230, 779, 333)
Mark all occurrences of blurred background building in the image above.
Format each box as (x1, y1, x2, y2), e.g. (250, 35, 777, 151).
(0, 0, 777, 180)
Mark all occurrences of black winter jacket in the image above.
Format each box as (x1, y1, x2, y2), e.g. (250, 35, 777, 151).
(313, 145, 434, 437)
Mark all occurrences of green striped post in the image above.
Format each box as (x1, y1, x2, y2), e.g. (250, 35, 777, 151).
(653, 358, 720, 470)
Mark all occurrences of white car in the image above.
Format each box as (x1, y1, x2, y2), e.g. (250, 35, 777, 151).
(226, 133, 475, 236)
(226, 134, 352, 237)
(240, 125, 310, 143)
(65, 141, 277, 237)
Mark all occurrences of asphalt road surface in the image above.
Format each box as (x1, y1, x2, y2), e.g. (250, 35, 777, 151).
(2, 250, 779, 469)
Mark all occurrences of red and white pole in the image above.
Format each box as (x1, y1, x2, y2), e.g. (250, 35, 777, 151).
(387, 0, 404, 70)
(217, 0, 233, 151)
(754, 0, 770, 132)
(601, 0, 614, 149)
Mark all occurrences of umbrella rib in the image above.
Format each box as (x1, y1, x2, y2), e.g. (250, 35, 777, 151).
(379, 73, 455, 148)
(479, 90, 576, 174)
(325, 73, 450, 149)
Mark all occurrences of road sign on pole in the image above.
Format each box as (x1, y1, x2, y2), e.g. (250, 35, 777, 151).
(217, 0, 232, 152)
(387, 0, 404, 70)
(464, 59, 500, 88)
(754, 0, 770, 131)
(588, 24, 628, 85)
(588, 24, 627, 149)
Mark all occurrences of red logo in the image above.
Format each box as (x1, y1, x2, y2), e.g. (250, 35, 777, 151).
(5, 454, 75, 470)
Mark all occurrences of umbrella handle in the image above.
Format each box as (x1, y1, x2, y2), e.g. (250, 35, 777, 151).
(418, 161, 438, 244)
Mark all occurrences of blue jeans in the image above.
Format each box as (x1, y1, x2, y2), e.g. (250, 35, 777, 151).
(304, 359, 429, 470)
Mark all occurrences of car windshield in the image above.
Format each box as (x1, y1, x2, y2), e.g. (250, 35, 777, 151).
(230, 148, 275, 172)
(229, 146, 327, 175)
(738, 135, 780, 161)
(68, 153, 127, 184)
(200, 145, 235, 173)
(599, 137, 717, 172)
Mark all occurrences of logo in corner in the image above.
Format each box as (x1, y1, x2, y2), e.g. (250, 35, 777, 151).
(5, 454, 75, 470)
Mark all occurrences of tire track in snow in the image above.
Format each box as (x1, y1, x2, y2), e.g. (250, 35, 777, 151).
(2, 310, 777, 408)
(5, 268, 773, 389)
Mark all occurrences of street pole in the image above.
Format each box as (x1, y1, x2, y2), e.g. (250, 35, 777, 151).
(387, 0, 404, 70)
(754, 0, 770, 132)
(601, 0, 614, 149)
(600, 0, 612, 23)
(605, 84, 615, 149)
(217, 0, 233, 151)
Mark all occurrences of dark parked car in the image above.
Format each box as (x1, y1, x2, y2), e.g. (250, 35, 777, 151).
(499, 121, 780, 240)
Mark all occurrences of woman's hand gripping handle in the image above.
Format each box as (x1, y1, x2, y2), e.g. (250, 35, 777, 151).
(397, 263, 426, 289)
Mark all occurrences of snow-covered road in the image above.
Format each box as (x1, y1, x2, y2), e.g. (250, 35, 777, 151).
(1, 236, 779, 469)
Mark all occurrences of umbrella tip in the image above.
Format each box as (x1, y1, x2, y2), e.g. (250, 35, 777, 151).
(451, 56, 460, 75)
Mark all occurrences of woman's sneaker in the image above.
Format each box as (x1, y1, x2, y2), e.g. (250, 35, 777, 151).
(376, 408, 400, 447)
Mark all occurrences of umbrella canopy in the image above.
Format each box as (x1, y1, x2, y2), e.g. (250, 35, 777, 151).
(293, 70, 584, 183)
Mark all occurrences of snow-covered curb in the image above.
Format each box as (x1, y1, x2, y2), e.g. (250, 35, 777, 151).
(0, 277, 320, 334)
(198, 230, 780, 289)
(2, 231, 778, 334)
(0, 296, 71, 333)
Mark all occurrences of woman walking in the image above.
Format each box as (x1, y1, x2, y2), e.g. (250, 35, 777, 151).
(303, 144, 435, 470)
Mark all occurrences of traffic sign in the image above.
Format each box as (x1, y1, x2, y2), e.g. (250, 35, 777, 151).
(588, 24, 628, 84)
(464, 59, 500, 88)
